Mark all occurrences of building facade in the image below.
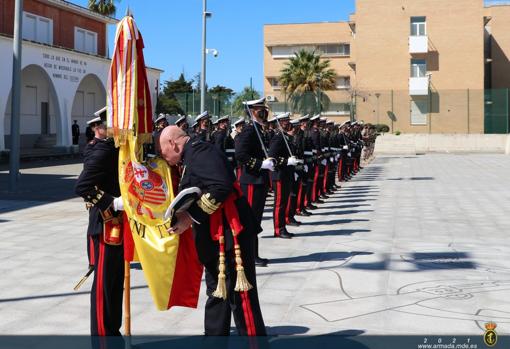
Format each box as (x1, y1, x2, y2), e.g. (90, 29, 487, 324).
(0, 0, 162, 151)
(263, 0, 510, 133)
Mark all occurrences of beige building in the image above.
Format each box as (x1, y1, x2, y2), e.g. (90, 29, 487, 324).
(263, 0, 510, 133)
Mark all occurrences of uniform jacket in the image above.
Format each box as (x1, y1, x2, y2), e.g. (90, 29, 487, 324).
(234, 122, 270, 186)
(75, 138, 120, 236)
(179, 139, 260, 265)
(268, 131, 292, 181)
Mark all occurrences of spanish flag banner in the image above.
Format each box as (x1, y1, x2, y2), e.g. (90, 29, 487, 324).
(107, 15, 203, 311)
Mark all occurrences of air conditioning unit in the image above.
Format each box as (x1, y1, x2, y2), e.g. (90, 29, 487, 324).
(266, 95, 277, 102)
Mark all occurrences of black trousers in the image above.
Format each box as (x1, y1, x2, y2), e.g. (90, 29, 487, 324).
(272, 179, 290, 235)
(241, 182, 268, 258)
(203, 230, 266, 336)
(287, 172, 300, 221)
(305, 163, 316, 205)
(89, 234, 124, 336)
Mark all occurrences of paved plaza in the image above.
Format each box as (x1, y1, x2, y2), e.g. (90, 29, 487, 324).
(0, 154, 509, 337)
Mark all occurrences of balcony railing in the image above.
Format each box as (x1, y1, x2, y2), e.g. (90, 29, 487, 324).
(409, 36, 428, 54)
(409, 77, 429, 95)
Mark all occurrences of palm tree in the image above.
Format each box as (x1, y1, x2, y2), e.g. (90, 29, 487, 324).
(279, 49, 336, 115)
(88, 0, 118, 16)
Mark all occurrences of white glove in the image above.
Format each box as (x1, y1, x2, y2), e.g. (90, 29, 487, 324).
(287, 156, 299, 166)
(321, 159, 327, 166)
(261, 158, 275, 172)
(329, 157, 334, 162)
(304, 164, 309, 173)
(343, 145, 349, 150)
(347, 152, 352, 158)
(113, 197, 124, 211)
(335, 154, 340, 161)
(294, 173, 299, 181)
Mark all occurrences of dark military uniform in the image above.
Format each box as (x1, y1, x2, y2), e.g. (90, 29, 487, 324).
(268, 130, 293, 237)
(180, 139, 266, 336)
(75, 137, 124, 337)
(310, 126, 324, 203)
(213, 128, 236, 171)
(235, 122, 270, 258)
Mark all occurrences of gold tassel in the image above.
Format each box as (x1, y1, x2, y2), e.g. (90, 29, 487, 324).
(234, 244, 253, 292)
(212, 237, 227, 300)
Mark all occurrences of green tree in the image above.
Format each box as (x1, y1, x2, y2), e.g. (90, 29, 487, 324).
(209, 85, 234, 116)
(231, 87, 261, 116)
(279, 49, 336, 115)
(88, 0, 118, 16)
(156, 73, 194, 115)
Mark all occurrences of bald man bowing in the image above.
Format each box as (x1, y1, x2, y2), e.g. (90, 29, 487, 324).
(158, 126, 266, 336)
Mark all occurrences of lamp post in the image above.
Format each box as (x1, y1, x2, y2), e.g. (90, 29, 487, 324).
(200, 0, 211, 113)
(9, 0, 23, 193)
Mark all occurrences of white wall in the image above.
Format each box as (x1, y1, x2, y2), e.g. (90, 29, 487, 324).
(0, 35, 162, 150)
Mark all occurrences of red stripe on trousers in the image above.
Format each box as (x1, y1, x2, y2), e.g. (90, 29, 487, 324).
(285, 192, 291, 223)
(312, 166, 319, 202)
(274, 181, 281, 235)
(236, 168, 241, 181)
(323, 164, 329, 192)
(96, 239, 106, 336)
(338, 159, 343, 181)
(247, 184, 254, 207)
(89, 236, 95, 266)
(241, 291, 256, 336)
(296, 182, 303, 214)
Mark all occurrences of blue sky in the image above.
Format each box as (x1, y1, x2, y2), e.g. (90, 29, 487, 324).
(75, 0, 355, 92)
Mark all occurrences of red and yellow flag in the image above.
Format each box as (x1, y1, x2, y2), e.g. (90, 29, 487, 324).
(107, 15, 203, 311)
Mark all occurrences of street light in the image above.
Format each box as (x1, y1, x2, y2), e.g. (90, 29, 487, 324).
(200, 0, 215, 113)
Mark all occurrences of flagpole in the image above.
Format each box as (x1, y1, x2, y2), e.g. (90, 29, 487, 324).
(124, 261, 131, 337)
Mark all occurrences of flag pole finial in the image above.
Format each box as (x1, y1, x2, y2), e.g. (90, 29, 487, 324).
(125, 6, 133, 17)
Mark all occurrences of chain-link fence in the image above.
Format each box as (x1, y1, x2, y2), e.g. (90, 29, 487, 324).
(171, 89, 509, 134)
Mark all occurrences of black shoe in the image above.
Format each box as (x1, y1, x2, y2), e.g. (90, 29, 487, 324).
(327, 190, 334, 195)
(320, 194, 329, 199)
(306, 204, 318, 210)
(287, 219, 301, 226)
(275, 230, 293, 239)
(255, 257, 269, 267)
(315, 199, 325, 204)
(298, 210, 312, 216)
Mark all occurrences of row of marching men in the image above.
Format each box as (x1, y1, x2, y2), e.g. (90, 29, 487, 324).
(154, 97, 369, 267)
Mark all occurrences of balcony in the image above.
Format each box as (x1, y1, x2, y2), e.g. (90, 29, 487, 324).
(409, 36, 428, 54)
(409, 77, 429, 95)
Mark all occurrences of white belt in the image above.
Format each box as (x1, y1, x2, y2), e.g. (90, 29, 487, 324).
(227, 157, 234, 161)
(304, 151, 313, 156)
(225, 149, 235, 153)
(312, 150, 318, 154)
(331, 147, 339, 151)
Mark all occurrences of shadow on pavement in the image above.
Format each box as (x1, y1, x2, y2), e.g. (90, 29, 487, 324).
(299, 218, 369, 226)
(0, 173, 79, 213)
(293, 229, 371, 238)
(269, 251, 373, 264)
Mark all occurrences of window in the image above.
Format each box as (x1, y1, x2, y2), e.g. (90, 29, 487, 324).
(317, 44, 350, 56)
(410, 97, 428, 125)
(336, 77, 351, 89)
(22, 12, 53, 45)
(411, 59, 427, 77)
(324, 103, 351, 116)
(75, 27, 98, 55)
(268, 77, 281, 90)
(270, 43, 350, 58)
(411, 17, 427, 36)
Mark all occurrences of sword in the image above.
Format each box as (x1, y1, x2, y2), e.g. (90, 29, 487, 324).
(73, 266, 94, 291)
(274, 114, 295, 158)
(244, 104, 273, 161)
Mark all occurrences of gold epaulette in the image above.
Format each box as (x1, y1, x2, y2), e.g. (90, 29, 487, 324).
(197, 193, 221, 215)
